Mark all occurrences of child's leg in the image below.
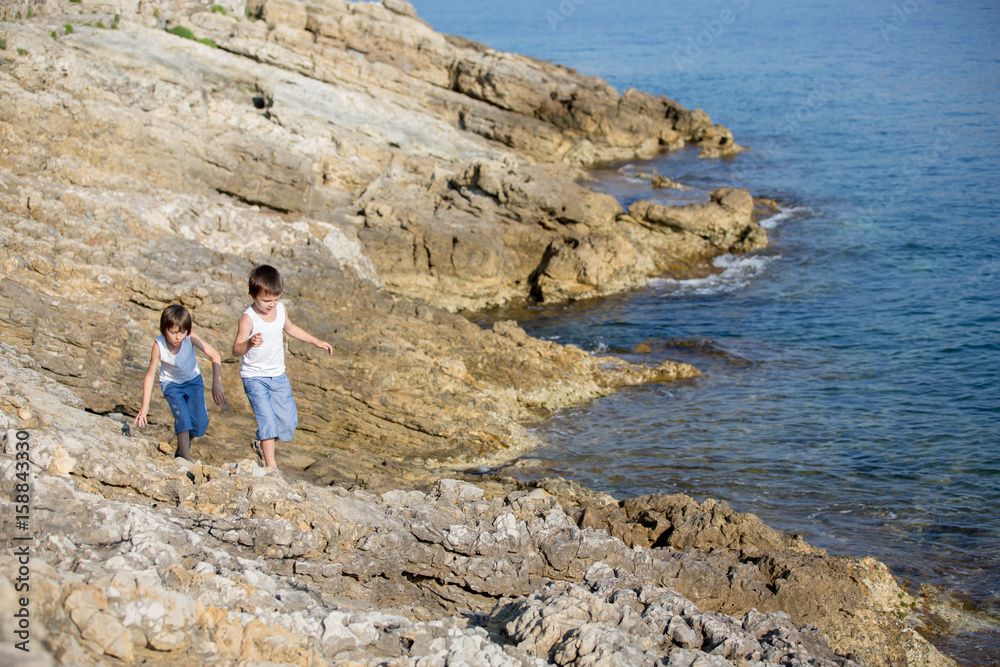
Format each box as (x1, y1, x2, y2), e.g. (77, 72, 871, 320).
(267, 374, 299, 469)
(243, 377, 280, 467)
(176, 431, 192, 461)
(162, 380, 197, 461)
(189, 380, 209, 435)
(183, 378, 209, 460)
(260, 438, 277, 467)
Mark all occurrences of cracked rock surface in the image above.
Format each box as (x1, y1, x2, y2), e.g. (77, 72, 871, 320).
(0, 1, 955, 665)
(0, 346, 953, 666)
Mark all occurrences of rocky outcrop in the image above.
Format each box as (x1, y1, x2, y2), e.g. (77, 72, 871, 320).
(629, 187, 766, 254)
(528, 185, 767, 303)
(0, 347, 952, 666)
(0, 2, 957, 665)
(0, 167, 701, 488)
(0, 0, 764, 479)
(1, 0, 762, 311)
(356, 161, 767, 306)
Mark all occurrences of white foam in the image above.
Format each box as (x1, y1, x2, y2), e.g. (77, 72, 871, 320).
(649, 253, 779, 297)
(760, 205, 811, 229)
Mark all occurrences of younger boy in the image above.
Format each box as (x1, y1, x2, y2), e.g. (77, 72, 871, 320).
(135, 304, 226, 461)
(233, 264, 332, 468)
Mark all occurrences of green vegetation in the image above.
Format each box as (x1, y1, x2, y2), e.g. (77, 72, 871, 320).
(167, 25, 218, 49)
(96, 20, 106, 29)
(0, 37, 6, 50)
(17, 48, 27, 56)
(51, 30, 57, 40)
(63, 23, 74, 34)
(210, 5, 228, 15)
(167, 25, 196, 39)
(892, 592, 919, 618)
(26, 10, 32, 19)
(69, 0, 81, 3)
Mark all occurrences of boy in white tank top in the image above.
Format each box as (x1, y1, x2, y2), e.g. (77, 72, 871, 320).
(232, 265, 332, 469)
(134, 304, 226, 461)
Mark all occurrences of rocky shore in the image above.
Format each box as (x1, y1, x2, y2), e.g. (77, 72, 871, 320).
(0, 346, 950, 666)
(0, 0, 955, 665)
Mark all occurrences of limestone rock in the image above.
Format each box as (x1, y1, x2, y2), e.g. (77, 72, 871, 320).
(629, 187, 768, 253)
(0, 346, 956, 666)
(651, 175, 691, 191)
(0, 3, 958, 666)
(2, 0, 759, 310)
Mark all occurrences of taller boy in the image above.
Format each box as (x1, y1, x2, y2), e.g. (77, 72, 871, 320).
(233, 265, 332, 468)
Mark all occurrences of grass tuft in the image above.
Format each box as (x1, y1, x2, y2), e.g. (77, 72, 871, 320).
(167, 25, 218, 48)
(167, 25, 197, 39)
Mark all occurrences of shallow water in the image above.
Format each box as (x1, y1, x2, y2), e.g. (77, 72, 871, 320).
(412, 0, 1000, 660)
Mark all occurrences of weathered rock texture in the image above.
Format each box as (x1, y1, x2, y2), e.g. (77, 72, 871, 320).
(0, 0, 768, 502)
(0, 166, 702, 488)
(0, 1, 956, 665)
(0, 347, 953, 666)
(1, 0, 763, 311)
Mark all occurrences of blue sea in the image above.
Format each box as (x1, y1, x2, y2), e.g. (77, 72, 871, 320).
(410, 0, 1000, 660)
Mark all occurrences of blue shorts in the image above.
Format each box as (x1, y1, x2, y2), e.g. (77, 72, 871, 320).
(160, 376, 209, 438)
(242, 373, 298, 442)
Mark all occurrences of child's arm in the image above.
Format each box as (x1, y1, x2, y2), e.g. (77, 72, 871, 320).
(134, 342, 160, 427)
(284, 314, 333, 355)
(190, 332, 227, 406)
(232, 313, 262, 358)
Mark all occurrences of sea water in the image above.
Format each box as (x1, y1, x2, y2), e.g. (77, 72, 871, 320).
(410, 0, 1000, 660)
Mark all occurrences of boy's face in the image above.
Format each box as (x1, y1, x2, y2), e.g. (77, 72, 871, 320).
(250, 291, 281, 316)
(163, 325, 190, 348)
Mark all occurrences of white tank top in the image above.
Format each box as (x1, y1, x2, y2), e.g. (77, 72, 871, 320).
(155, 335, 200, 385)
(240, 302, 286, 378)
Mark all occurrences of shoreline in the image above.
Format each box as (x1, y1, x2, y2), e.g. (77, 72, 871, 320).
(0, 341, 954, 666)
(487, 192, 997, 664)
(0, 1, 965, 664)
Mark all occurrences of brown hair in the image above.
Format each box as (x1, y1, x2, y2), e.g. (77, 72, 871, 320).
(248, 264, 283, 298)
(159, 304, 192, 336)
